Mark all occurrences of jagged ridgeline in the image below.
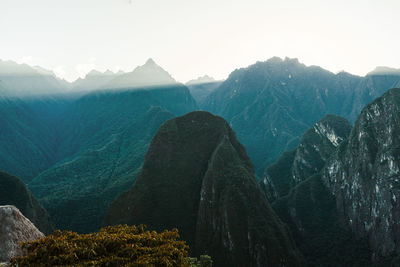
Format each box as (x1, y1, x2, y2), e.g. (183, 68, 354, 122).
(104, 111, 303, 267)
(202, 57, 400, 175)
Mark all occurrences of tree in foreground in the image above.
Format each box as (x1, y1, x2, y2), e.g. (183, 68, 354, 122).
(11, 224, 193, 266)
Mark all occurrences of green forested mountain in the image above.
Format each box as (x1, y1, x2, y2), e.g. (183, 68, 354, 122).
(29, 86, 196, 233)
(1, 56, 400, 267)
(0, 96, 73, 181)
(321, 88, 400, 261)
(263, 115, 371, 265)
(104, 111, 303, 267)
(0, 59, 198, 233)
(0, 171, 54, 234)
(265, 89, 400, 265)
(202, 57, 400, 175)
(261, 114, 352, 202)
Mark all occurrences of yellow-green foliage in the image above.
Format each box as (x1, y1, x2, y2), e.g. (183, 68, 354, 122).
(11, 225, 189, 267)
(187, 255, 213, 267)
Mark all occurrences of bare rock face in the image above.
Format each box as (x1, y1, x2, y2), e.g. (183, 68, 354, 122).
(0, 205, 44, 262)
(322, 88, 400, 258)
(261, 115, 351, 202)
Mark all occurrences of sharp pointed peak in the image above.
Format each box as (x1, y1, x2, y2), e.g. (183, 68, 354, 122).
(144, 58, 157, 66)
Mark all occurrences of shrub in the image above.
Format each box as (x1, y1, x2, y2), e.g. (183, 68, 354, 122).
(11, 225, 189, 266)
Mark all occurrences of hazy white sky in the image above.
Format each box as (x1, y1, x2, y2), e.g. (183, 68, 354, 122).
(0, 0, 399, 82)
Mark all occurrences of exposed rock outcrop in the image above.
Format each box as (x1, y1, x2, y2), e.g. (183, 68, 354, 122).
(104, 111, 303, 267)
(0, 205, 44, 262)
(264, 115, 371, 265)
(322, 88, 400, 258)
(261, 115, 351, 202)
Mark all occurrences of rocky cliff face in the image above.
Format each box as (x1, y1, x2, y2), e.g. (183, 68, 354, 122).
(262, 115, 352, 202)
(0, 171, 54, 234)
(0, 205, 44, 262)
(322, 88, 400, 258)
(104, 111, 303, 267)
(263, 116, 371, 265)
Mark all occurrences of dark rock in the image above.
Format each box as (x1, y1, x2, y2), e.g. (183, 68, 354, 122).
(0, 171, 54, 234)
(104, 111, 303, 267)
(322, 88, 400, 258)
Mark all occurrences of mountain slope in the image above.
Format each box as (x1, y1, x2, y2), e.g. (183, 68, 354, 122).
(202, 57, 400, 175)
(104, 111, 303, 267)
(0, 171, 54, 234)
(0, 96, 72, 182)
(273, 174, 371, 266)
(185, 75, 223, 105)
(261, 114, 352, 202)
(29, 86, 197, 233)
(263, 115, 371, 265)
(322, 87, 400, 258)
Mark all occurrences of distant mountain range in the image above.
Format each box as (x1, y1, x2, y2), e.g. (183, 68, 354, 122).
(185, 75, 223, 105)
(1, 56, 400, 265)
(0, 59, 198, 233)
(201, 57, 400, 175)
(0, 60, 67, 97)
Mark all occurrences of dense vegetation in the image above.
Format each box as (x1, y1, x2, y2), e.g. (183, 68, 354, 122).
(0, 171, 54, 234)
(273, 175, 372, 266)
(11, 225, 192, 267)
(202, 57, 400, 175)
(27, 86, 197, 233)
(104, 111, 303, 267)
(264, 115, 372, 265)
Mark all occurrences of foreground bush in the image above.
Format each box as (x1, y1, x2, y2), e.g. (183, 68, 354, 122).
(11, 225, 189, 266)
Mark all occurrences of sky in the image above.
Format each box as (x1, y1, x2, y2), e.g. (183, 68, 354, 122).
(0, 0, 399, 82)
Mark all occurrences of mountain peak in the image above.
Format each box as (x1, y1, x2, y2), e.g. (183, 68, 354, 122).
(144, 58, 156, 66)
(104, 110, 302, 266)
(367, 66, 400, 76)
(105, 58, 176, 89)
(87, 69, 102, 76)
(186, 75, 216, 85)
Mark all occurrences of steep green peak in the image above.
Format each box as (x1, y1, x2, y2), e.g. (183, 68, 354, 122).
(0, 171, 54, 234)
(104, 110, 302, 267)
